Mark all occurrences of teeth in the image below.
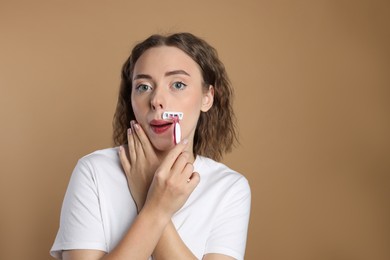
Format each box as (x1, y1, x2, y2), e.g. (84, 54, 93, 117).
(162, 112, 183, 120)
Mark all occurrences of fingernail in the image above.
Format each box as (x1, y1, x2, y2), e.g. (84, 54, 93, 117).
(182, 139, 188, 144)
(134, 123, 139, 130)
(127, 128, 132, 135)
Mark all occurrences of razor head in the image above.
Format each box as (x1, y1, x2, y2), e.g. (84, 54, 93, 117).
(162, 112, 183, 120)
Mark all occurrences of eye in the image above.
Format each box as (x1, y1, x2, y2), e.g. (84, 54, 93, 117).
(172, 81, 187, 90)
(135, 84, 152, 93)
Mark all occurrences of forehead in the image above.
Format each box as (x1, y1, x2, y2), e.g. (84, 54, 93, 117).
(133, 46, 202, 78)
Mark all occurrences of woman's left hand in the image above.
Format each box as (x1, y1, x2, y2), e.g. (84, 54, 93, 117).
(118, 121, 160, 212)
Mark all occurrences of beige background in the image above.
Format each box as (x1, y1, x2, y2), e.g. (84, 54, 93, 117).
(1, 0, 389, 259)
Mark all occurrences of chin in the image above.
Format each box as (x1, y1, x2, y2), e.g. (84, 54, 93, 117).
(151, 139, 175, 153)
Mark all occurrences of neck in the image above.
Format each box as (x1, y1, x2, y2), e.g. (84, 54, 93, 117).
(155, 144, 195, 164)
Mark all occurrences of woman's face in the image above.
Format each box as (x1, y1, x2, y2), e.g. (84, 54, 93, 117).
(131, 46, 213, 154)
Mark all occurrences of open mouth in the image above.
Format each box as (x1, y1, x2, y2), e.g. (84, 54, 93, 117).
(150, 121, 173, 134)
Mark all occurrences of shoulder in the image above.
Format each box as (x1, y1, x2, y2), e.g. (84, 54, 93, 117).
(76, 147, 120, 171)
(80, 147, 120, 164)
(70, 147, 122, 183)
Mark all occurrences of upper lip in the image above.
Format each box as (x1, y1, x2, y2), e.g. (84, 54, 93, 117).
(150, 119, 173, 126)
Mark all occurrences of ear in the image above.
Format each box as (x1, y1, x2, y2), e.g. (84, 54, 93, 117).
(201, 85, 214, 112)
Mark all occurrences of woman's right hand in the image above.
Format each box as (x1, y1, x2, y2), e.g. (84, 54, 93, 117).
(144, 139, 200, 217)
(119, 121, 160, 212)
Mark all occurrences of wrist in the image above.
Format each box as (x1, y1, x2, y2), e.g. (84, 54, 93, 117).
(140, 202, 172, 227)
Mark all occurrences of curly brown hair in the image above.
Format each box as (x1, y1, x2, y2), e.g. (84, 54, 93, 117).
(113, 32, 237, 161)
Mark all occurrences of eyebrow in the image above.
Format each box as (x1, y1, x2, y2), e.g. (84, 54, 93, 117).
(133, 74, 152, 80)
(165, 70, 191, 77)
(133, 70, 191, 81)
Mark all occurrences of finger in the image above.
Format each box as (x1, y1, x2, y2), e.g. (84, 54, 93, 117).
(180, 162, 194, 183)
(127, 127, 136, 164)
(118, 145, 131, 175)
(132, 121, 155, 157)
(187, 171, 200, 188)
(131, 121, 143, 158)
(158, 139, 189, 173)
(171, 151, 191, 174)
(130, 121, 138, 147)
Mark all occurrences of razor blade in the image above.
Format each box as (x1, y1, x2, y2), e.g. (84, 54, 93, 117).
(162, 112, 183, 120)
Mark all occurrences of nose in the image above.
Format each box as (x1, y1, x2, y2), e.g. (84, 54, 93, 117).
(150, 87, 166, 111)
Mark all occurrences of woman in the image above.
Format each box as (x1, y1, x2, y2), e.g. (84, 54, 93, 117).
(51, 32, 251, 260)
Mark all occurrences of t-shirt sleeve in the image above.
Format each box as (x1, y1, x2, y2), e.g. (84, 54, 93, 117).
(50, 159, 107, 259)
(204, 176, 251, 260)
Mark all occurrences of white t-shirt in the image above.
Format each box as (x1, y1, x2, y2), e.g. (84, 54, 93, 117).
(50, 147, 251, 260)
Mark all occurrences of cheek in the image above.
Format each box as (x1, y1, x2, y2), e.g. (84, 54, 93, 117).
(182, 90, 203, 108)
(131, 95, 147, 116)
(181, 98, 202, 129)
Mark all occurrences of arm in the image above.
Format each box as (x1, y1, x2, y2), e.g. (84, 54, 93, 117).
(152, 221, 234, 260)
(63, 250, 105, 260)
(152, 221, 197, 259)
(101, 202, 172, 259)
